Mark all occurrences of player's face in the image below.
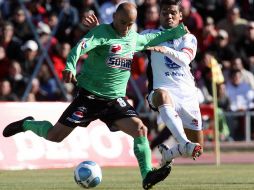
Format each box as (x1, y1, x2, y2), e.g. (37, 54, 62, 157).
(159, 5, 182, 29)
(113, 12, 136, 37)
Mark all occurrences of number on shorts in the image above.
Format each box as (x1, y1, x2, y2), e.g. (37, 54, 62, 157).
(117, 98, 127, 107)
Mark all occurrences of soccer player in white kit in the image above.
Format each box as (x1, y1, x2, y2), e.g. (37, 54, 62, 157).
(143, 0, 203, 165)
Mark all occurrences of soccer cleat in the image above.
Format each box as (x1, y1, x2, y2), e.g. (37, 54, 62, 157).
(142, 164, 171, 190)
(158, 144, 174, 167)
(185, 142, 203, 160)
(2, 116, 34, 137)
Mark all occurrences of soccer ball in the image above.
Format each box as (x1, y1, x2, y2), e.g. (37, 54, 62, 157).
(74, 161, 102, 188)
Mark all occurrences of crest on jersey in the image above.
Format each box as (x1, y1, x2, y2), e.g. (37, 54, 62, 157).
(81, 39, 87, 49)
(80, 35, 94, 49)
(164, 56, 180, 69)
(110, 44, 122, 54)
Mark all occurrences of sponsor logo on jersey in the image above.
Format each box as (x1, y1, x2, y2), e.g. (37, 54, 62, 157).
(106, 56, 132, 70)
(110, 44, 122, 54)
(165, 71, 184, 77)
(164, 56, 180, 69)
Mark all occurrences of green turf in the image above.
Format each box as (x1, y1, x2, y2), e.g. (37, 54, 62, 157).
(0, 164, 254, 190)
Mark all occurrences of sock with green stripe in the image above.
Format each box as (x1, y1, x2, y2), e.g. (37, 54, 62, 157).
(23, 120, 53, 139)
(134, 136, 152, 179)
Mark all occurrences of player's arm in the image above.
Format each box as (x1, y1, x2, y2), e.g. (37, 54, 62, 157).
(64, 29, 102, 82)
(135, 23, 187, 52)
(147, 35, 197, 66)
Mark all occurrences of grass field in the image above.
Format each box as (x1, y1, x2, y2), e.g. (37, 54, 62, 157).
(1, 164, 254, 190)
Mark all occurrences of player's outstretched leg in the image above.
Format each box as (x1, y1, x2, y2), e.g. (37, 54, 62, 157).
(142, 164, 171, 190)
(3, 116, 34, 137)
(158, 142, 203, 164)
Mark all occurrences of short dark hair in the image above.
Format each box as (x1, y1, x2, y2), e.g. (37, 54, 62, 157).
(159, 0, 182, 8)
(229, 68, 241, 78)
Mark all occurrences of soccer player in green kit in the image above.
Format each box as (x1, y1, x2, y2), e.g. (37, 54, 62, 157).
(3, 2, 186, 189)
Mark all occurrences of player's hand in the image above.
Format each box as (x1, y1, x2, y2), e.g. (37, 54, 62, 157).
(82, 13, 99, 30)
(62, 70, 77, 83)
(146, 46, 168, 54)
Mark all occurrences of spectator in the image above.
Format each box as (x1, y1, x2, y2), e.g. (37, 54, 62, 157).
(0, 45, 11, 79)
(68, 23, 88, 46)
(6, 60, 28, 97)
(200, 17, 218, 52)
(0, 22, 23, 62)
(0, 79, 18, 101)
(214, 0, 238, 22)
(196, 52, 214, 103)
(10, 7, 33, 42)
(37, 21, 58, 53)
(54, 0, 79, 42)
(217, 6, 248, 44)
(26, 78, 47, 101)
(231, 55, 254, 89)
(226, 69, 254, 112)
(192, 0, 217, 20)
(37, 63, 60, 101)
(51, 42, 71, 79)
(217, 82, 231, 141)
(226, 69, 254, 140)
(142, 4, 160, 31)
(21, 40, 39, 75)
(26, 0, 47, 25)
(207, 29, 236, 78)
(99, 0, 123, 24)
(217, 82, 231, 111)
(181, 0, 203, 45)
(237, 21, 254, 73)
(137, 0, 158, 28)
(47, 12, 59, 31)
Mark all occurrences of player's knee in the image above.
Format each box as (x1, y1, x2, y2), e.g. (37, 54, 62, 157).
(136, 122, 148, 137)
(153, 89, 172, 106)
(47, 132, 65, 143)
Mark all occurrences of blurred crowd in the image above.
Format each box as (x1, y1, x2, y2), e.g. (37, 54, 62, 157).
(0, 0, 254, 141)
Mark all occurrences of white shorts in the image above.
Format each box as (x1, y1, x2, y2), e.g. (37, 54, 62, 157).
(147, 87, 202, 131)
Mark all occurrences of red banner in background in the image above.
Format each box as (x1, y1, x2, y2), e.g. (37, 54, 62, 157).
(0, 102, 142, 170)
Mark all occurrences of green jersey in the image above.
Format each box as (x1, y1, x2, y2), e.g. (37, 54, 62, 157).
(65, 23, 186, 99)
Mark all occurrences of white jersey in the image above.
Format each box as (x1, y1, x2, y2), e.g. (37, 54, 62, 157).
(143, 28, 202, 130)
(142, 28, 198, 98)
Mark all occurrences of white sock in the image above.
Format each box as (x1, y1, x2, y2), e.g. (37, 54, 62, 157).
(158, 104, 189, 144)
(164, 143, 188, 161)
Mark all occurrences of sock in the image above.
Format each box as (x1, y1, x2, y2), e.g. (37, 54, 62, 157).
(158, 105, 189, 144)
(134, 136, 152, 179)
(23, 120, 53, 139)
(164, 143, 187, 161)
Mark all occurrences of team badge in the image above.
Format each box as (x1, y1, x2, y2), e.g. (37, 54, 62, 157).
(81, 40, 87, 49)
(80, 35, 94, 49)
